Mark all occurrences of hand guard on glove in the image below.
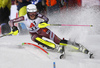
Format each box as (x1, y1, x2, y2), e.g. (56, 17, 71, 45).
(38, 22, 50, 28)
(9, 26, 19, 35)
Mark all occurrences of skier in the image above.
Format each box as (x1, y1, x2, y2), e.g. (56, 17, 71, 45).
(8, 4, 93, 58)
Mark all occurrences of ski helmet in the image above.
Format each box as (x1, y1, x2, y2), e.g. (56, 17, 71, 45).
(27, 4, 37, 12)
(27, 4, 37, 20)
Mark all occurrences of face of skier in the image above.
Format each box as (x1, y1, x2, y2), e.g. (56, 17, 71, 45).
(28, 12, 37, 20)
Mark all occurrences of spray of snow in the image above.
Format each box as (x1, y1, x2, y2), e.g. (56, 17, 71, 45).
(46, 5, 100, 44)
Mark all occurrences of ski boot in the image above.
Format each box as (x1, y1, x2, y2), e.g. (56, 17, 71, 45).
(57, 45, 64, 53)
(57, 40, 67, 59)
(56, 45, 65, 59)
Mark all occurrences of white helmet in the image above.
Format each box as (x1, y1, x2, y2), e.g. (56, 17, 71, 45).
(27, 4, 37, 12)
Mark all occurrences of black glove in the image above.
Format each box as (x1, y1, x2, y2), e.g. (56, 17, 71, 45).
(38, 22, 49, 28)
(9, 26, 19, 35)
(12, 26, 19, 32)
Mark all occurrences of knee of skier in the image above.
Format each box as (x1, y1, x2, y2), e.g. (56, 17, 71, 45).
(31, 35, 38, 42)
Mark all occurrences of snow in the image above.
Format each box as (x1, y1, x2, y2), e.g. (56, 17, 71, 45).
(0, 35, 100, 68)
(82, 0, 100, 6)
(1, 1, 100, 68)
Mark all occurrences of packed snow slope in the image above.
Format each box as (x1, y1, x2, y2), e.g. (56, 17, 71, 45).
(0, 35, 100, 68)
(0, 5, 100, 68)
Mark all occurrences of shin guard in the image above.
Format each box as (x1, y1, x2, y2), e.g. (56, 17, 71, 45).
(35, 37, 56, 49)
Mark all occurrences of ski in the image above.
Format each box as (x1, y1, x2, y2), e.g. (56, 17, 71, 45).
(89, 52, 94, 59)
(68, 39, 94, 59)
(76, 43, 94, 59)
(84, 49, 94, 59)
(60, 46, 65, 59)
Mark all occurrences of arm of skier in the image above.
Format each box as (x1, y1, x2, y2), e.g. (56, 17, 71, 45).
(38, 14, 49, 28)
(9, 16, 24, 35)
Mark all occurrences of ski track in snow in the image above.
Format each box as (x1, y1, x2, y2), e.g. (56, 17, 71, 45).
(1, 5, 100, 68)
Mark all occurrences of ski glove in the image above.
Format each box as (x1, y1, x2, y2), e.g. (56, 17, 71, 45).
(38, 22, 50, 28)
(9, 26, 19, 35)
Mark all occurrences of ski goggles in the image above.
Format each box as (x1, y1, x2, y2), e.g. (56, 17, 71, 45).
(28, 12, 37, 16)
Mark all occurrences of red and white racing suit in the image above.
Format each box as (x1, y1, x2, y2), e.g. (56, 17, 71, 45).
(9, 13, 61, 44)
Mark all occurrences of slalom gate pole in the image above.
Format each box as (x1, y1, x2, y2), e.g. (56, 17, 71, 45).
(53, 62, 56, 68)
(22, 43, 49, 55)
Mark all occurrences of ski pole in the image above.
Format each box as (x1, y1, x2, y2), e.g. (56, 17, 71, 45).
(0, 33, 12, 38)
(50, 24, 93, 27)
(0, 30, 16, 38)
(38, 23, 93, 28)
